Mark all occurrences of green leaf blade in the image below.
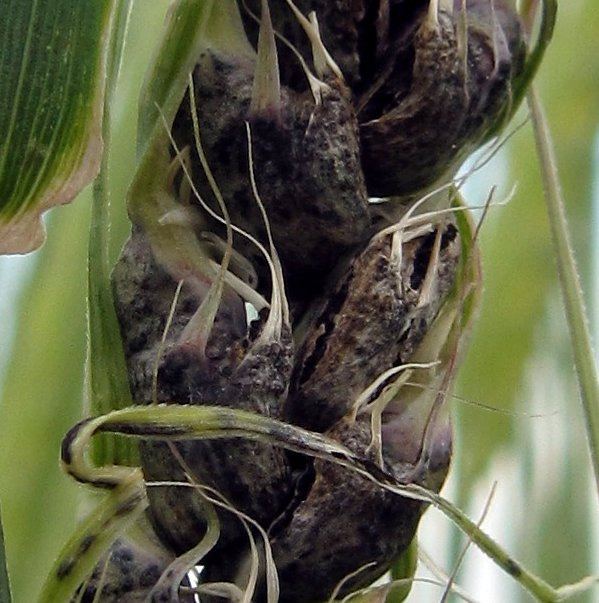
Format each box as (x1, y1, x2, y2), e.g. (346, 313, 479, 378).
(0, 0, 115, 254)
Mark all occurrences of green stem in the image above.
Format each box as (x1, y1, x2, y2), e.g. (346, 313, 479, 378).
(0, 502, 12, 603)
(430, 490, 557, 601)
(527, 86, 599, 500)
(88, 0, 136, 466)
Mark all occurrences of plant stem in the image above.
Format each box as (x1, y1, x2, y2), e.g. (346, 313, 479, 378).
(0, 502, 12, 603)
(527, 86, 599, 499)
(88, 0, 136, 466)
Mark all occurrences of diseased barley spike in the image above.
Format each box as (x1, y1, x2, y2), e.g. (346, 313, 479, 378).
(90, 0, 533, 600)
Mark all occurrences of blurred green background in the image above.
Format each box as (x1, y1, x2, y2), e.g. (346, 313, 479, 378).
(1, 1, 598, 601)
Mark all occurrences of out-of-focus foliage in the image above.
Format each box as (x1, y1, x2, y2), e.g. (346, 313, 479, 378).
(0, 1, 597, 602)
(454, 0, 599, 598)
(457, 0, 599, 484)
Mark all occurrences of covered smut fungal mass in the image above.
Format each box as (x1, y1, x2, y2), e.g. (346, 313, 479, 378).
(287, 220, 461, 433)
(101, 0, 530, 600)
(113, 229, 294, 557)
(171, 48, 371, 285)
(244, 0, 526, 197)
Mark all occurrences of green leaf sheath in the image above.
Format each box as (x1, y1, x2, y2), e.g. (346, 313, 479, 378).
(137, 0, 214, 154)
(0, 0, 114, 253)
(39, 476, 147, 603)
(137, 0, 253, 154)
